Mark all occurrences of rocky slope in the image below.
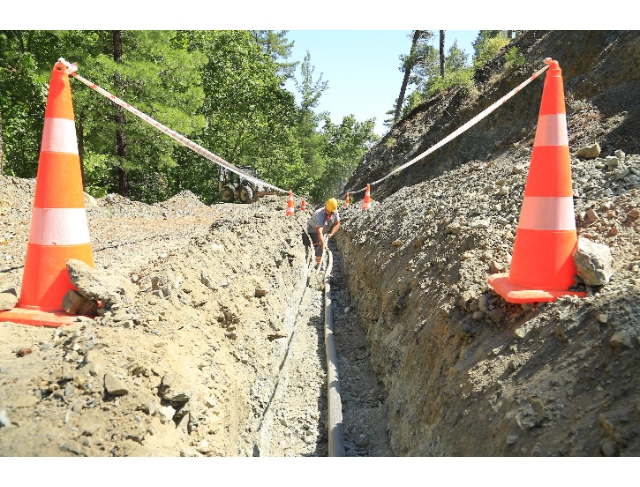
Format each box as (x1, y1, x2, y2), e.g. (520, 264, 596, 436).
(336, 30, 640, 456)
(347, 30, 640, 201)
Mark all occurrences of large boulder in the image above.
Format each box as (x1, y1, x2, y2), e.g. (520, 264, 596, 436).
(572, 237, 614, 286)
(66, 259, 134, 309)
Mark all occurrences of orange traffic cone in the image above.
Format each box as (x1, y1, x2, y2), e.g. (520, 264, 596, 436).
(286, 190, 295, 216)
(362, 185, 371, 210)
(0, 61, 95, 327)
(301, 197, 306, 211)
(488, 58, 585, 303)
(345, 193, 350, 209)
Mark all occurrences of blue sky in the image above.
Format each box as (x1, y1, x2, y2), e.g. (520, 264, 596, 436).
(284, 30, 479, 136)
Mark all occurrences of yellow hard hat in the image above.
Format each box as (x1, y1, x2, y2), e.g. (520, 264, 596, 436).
(325, 198, 338, 212)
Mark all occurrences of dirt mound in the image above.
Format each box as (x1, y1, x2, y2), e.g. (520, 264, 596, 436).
(337, 142, 640, 456)
(0, 181, 337, 456)
(158, 190, 207, 212)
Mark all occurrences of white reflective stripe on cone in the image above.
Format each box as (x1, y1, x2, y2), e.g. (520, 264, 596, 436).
(29, 208, 90, 245)
(41, 118, 79, 155)
(533, 114, 568, 147)
(517, 196, 576, 231)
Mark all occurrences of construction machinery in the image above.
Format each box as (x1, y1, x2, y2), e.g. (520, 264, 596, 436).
(218, 166, 277, 203)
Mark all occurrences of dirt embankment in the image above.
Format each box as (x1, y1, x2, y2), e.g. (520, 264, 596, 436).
(337, 152, 639, 456)
(336, 29, 640, 456)
(1, 177, 391, 457)
(0, 182, 330, 457)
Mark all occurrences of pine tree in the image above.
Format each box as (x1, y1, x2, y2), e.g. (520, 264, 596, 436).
(439, 30, 446, 78)
(251, 30, 298, 80)
(112, 30, 129, 197)
(394, 30, 434, 124)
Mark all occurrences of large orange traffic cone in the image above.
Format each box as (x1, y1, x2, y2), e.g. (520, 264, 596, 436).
(301, 197, 306, 211)
(344, 193, 350, 209)
(488, 58, 585, 303)
(362, 185, 371, 210)
(286, 190, 295, 216)
(0, 61, 95, 327)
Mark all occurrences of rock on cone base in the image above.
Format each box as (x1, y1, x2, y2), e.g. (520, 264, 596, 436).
(488, 59, 585, 304)
(0, 61, 94, 327)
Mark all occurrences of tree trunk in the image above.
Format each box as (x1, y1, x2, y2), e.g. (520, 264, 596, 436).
(0, 110, 4, 175)
(113, 30, 130, 198)
(507, 30, 513, 39)
(439, 30, 446, 78)
(394, 30, 422, 124)
(78, 115, 86, 190)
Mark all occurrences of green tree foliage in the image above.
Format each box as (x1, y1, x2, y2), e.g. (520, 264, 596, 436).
(392, 37, 473, 122)
(0, 30, 207, 201)
(251, 30, 298, 80)
(472, 30, 510, 68)
(181, 30, 305, 201)
(75, 30, 207, 201)
(0, 31, 49, 177)
(292, 51, 378, 203)
(1, 30, 377, 206)
(293, 51, 329, 193)
(315, 115, 378, 202)
(389, 30, 518, 127)
(504, 46, 525, 70)
(446, 40, 469, 71)
(393, 30, 434, 124)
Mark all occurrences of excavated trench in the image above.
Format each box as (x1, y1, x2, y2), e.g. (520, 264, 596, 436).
(5, 149, 640, 458)
(0, 184, 392, 457)
(253, 243, 392, 457)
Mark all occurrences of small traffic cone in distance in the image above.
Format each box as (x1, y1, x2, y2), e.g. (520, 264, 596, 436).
(345, 193, 350, 209)
(0, 61, 95, 327)
(301, 197, 306, 211)
(286, 190, 295, 216)
(362, 185, 371, 210)
(488, 58, 585, 303)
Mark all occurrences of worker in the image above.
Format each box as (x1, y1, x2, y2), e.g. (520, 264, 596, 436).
(305, 198, 341, 267)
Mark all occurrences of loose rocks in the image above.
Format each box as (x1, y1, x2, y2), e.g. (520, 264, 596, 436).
(0, 289, 18, 311)
(62, 290, 98, 315)
(104, 373, 129, 396)
(573, 237, 614, 286)
(67, 259, 134, 309)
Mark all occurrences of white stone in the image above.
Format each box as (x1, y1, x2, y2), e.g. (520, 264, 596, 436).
(470, 219, 490, 229)
(158, 405, 176, 424)
(573, 237, 614, 286)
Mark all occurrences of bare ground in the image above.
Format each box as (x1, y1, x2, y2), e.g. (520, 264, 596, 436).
(0, 180, 390, 457)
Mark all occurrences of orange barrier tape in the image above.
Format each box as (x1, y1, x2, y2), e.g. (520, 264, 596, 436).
(346, 61, 551, 195)
(57, 58, 301, 200)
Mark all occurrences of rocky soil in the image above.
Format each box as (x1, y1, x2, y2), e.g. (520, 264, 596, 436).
(2, 29, 640, 459)
(337, 149, 640, 456)
(336, 30, 640, 456)
(0, 181, 389, 457)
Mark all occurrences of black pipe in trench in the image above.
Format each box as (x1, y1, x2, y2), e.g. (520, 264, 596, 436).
(321, 249, 345, 457)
